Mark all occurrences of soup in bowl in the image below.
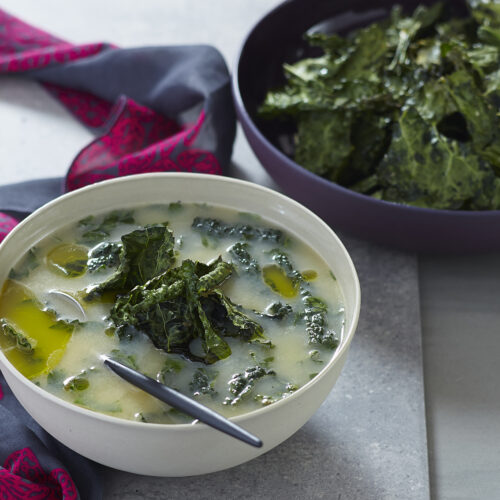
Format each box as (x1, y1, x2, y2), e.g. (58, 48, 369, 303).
(0, 173, 360, 476)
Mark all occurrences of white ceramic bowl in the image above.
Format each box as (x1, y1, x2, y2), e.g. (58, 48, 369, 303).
(0, 173, 360, 476)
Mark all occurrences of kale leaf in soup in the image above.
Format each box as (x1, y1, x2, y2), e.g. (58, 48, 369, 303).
(110, 255, 266, 364)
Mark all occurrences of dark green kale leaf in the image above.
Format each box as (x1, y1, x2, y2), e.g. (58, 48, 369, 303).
(205, 290, 266, 344)
(294, 110, 353, 179)
(85, 224, 176, 299)
(0, 318, 36, 352)
(259, 1, 500, 210)
(109, 257, 266, 364)
(79, 210, 135, 244)
(346, 113, 392, 186)
(255, 302, 293, 320)
(386, 2, 445, 70)
(87, 242, 122, 273)
(224, 366, 276, 406)
(268, 248, 303, 284)
(110, 259, 230, 363)
(192, 217, 284, 243)
(444, 69, 500, 173)
(302, 293, 339, 349)
(229, 242, 260, 274)
(469, 0, 500, 47)
(377, 106, 497, 209)
(189, 367, 218, 396)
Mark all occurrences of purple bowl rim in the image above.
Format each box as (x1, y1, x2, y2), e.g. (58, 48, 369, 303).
(231, 0, 500, 220)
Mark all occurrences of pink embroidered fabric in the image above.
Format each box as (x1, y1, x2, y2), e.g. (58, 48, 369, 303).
(0, 8, 224, 242)
(0, 448, 77, 500)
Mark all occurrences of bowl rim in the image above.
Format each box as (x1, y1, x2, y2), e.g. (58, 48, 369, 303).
(0, 172, 361, 432)
(231, 0, 500, 219)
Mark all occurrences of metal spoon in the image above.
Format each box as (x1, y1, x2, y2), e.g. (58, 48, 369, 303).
(46, 290, 262, 448)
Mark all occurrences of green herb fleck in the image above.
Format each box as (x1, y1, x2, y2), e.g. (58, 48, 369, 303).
(64, 373, 89, 392)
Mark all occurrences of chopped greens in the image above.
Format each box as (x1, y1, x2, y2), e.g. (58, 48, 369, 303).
(267, 248, 339, 349)
(260, 1, 500, 210)
(87, 242, 122, 273)
(192, 217, 285, 243)
(302, 293, 339, 349)
(0, 318, 36, 352)
(189, 367, 218, 396)
(254, 382, 298, 406)
(229, 242, 261, 274)
(309, 350, 324, 364)
(79, 210, 135, 243)
(224, 365, 276, 405)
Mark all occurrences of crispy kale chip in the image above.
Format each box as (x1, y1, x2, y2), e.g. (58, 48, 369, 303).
(100, 224, 267, 364)
(376, 106, 498, 209)
(259, 1, 500, 210)
(85, 224, 176, 299)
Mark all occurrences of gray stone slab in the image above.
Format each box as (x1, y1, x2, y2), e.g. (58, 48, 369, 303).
(420, 254, 500, 500)
(101, 238, 429, 500)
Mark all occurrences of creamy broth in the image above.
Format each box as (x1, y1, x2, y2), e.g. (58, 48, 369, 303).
(0, 203, 345, 423)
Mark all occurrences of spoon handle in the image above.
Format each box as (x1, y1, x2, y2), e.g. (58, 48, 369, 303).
(103, 357, 262, 448)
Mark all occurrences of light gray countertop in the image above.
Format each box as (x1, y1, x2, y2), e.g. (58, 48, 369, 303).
(1, 1, 499, 498)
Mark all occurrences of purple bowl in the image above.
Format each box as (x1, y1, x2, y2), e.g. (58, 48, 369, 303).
(232, 0, 500, 253)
